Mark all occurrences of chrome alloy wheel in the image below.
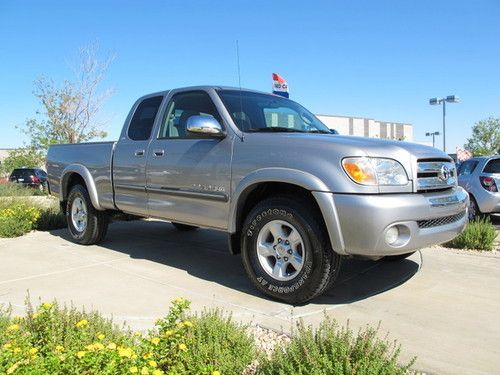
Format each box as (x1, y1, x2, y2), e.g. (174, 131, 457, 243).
(256, 220, 305, 281)
(71, 197, 88, 232)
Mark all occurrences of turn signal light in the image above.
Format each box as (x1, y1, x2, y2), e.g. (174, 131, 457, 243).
(342, 158, 377, 185)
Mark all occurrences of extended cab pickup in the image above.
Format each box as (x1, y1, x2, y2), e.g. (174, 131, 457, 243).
(47, 86, 469, 303)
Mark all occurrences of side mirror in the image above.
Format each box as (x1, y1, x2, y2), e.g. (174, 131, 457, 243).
(186, 115, 225, 137)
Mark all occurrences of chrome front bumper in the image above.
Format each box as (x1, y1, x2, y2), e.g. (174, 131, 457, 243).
(314, 187, 469, 257)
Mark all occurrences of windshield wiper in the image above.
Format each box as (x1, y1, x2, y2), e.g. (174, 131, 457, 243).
(247, 127, 306, 133)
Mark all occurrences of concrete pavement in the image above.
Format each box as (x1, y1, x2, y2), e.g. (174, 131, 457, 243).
(0, 220, 499, 375)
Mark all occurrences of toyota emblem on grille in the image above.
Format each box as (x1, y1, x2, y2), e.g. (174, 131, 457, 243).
(439, 165, 451, 181)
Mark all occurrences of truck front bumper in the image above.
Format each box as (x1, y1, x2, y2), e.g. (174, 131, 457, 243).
(313, 187, 469, 257)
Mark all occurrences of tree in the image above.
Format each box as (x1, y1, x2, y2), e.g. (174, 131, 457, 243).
(0, 148, 44, 176)
(20, 42, 114, 154)
(464, 117, 500, 156)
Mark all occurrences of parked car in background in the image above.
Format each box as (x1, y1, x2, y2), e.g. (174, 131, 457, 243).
(9, 168, 48, 191)
(458, 156, 500, 220)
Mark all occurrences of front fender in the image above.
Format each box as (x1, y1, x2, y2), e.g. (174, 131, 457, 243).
(228, 167, 330, 233)
(61, 164, 103, 210)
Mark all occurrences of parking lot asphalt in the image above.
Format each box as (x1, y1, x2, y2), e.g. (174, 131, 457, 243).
(0, 219, 499, 375)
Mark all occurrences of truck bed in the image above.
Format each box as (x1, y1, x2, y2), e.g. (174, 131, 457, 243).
(47, 142, 116, 210)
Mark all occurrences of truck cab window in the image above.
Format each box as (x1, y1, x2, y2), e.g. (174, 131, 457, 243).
(159, 91, 222, 139)
(128, 96, 163, 140)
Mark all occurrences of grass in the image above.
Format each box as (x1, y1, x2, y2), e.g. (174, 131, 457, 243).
(0, 182, 46, 197)
(445, 216, 497, 251)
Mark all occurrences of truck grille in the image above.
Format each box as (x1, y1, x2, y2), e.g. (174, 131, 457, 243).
(416, 159, 457, 191)
(417, 211, 466, 229)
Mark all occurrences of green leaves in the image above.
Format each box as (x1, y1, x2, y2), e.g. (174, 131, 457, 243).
(464, 117, 500, 156)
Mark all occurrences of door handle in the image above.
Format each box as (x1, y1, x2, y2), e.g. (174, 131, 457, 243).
(153, 149, 165, 157)
(134, 149, 145, 157)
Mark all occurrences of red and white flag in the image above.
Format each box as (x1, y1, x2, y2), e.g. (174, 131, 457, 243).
(456, 147, 472, 161)
(272, 73, 289, 98)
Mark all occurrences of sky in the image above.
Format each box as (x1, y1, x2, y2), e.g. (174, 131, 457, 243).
(0, 0, 499, 153)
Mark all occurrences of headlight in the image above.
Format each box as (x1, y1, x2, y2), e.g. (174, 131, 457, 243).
(342, 157, 408, 186)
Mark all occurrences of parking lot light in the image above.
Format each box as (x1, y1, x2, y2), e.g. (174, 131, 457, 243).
(429, 95, 459, 153)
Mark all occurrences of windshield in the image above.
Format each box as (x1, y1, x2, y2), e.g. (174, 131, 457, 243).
(218, 90, 331, 134)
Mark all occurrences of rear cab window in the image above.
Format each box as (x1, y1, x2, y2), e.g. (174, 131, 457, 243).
(127, 96, 164, 141)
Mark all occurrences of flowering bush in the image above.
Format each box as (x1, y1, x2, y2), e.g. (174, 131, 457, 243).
(0, 203, 41, 237)
(0, 299, 252, 375)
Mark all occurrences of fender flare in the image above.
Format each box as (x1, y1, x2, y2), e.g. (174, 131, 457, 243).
(228, 167, 329, 233)
(60, 164, 103, 210)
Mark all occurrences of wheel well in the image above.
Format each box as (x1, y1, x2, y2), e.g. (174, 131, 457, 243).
(230, 182, 326, 254)
(60, 173, 86, 214)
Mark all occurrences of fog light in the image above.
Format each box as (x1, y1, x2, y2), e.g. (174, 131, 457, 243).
(385, 226, 399, 245)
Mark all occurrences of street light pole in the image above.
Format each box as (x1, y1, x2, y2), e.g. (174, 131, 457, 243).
(429, 95, 459, 153)
(425, 131, 440, 148)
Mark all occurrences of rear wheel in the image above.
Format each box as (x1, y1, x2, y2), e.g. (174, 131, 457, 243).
(171, 222, 198, 231)
(241, 196, 341, 304)
(66, 184, 108, 245)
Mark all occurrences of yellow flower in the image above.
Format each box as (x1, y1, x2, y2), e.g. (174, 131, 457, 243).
(164, 330, 173, 337)
(173, 297, 185, 304)
(76, 319, 89, 328)
(134, 331, 142, 337)
(117, 346, 134, 358)
(107, 342, 117, 350)
(59, 354, 66, 361)
(32, 313, 39, 319)
(13, 347, 21, 353)
(7, 324, 20, 331)
(178, 343, 187, 351)
(129, 367, 138, 374)
(141, 367, 149, 375)
(150, 337, 160, 345)
(152, 370, 164, 375)
(97, 332, 106, 340)
(148, 360, 157, 368)
(76, 351, 87, 359)
(55, 345, 65, 352)
(29, 348, 38, 355)
(94, 342, 104, 350)
(41, 302, 53, 310)
(6, 362, 20, 374)
(212, 372, 221, 375)
(3, 343, 12, 349)
(143, 352, 153, 359)
(183, 321, 193, 327)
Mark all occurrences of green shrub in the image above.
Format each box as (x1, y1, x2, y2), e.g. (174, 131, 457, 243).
(0, 203, 41, 237)
(258, 317, 415, 375)
(179, 309, 255, 374)
(445, 216, 497, 251)
(0, 298, 254, 375)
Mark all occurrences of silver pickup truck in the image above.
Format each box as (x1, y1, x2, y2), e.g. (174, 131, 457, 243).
(47, 86, 468, 303)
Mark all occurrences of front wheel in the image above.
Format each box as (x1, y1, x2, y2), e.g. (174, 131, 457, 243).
(241, 196, 341, 304)
(66, 184, 108, 245)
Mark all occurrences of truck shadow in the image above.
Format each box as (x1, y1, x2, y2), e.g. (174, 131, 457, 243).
(50, 219, 420, 306)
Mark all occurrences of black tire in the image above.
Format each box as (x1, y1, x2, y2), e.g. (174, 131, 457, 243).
(171, 222, 199, 231)
(383, 251, 416, 261)
(66, 184, 108, 245)
(241, 196, 341, 304)
(468, 195, 483, 221)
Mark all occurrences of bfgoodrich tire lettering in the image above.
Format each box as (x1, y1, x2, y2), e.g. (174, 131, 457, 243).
(66, 184, 108, 245)
(241, 196, 341, 304)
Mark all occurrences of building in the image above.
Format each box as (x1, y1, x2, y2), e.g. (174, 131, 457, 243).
(316, 114, 413, 141)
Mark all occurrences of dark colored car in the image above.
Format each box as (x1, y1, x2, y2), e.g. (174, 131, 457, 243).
(9, 168, 48, 191)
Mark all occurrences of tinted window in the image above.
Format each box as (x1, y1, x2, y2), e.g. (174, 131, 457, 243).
(457, 160, 478, 176)
(158, 91, 222, 139)
(128, 96, 163, 140)
(483, 159, 500, 174)
(10, 169, 34, 178)
(218, 90, 330, 133)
